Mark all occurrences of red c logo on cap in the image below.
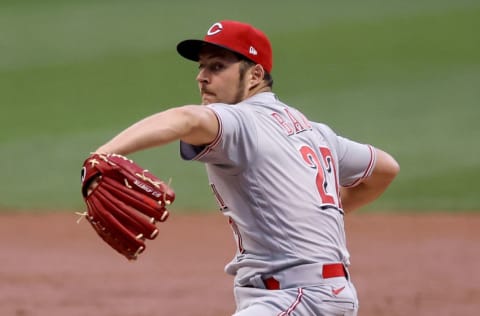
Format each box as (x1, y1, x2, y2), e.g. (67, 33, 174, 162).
(207, 22, 223, 36)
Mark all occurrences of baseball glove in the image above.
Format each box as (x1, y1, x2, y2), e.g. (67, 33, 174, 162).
(79, 153, 175, 260)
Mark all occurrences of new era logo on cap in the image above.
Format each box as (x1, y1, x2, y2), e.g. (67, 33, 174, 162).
(177, 20, 273, 73)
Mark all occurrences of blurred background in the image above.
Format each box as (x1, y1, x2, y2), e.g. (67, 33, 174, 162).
(1, 0, 479, 213)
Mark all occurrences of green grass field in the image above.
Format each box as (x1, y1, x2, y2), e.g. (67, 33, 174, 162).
(1, 0, 479, 212)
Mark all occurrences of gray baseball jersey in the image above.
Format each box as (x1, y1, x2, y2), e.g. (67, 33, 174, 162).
(180, 92, 375, 287)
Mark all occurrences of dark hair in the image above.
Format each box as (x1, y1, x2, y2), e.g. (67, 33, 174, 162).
(236, 53, 274, 88)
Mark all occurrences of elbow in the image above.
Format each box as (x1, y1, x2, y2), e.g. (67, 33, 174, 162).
(384, 153, 400, 183)
(394, 160, 400, 176)
(389, 156, 400, 178)
(374, 148, 400, 182)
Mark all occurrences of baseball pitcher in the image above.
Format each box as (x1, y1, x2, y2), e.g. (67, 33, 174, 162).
(80, 20, 399, 315)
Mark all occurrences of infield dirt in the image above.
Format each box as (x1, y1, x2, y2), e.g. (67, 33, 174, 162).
(0, 212, 478, 316)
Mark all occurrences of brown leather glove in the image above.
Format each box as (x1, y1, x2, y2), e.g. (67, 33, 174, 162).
(80, 153, 174, 260)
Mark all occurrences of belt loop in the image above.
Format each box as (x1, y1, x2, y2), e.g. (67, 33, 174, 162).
(343, 264, 350, 281)
(249, 275, 266, 289)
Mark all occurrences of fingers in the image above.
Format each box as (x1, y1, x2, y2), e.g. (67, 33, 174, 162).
(87, 176, 101, 196)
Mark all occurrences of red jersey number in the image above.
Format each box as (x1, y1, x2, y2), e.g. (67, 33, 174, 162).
(300, 145, 338, 206)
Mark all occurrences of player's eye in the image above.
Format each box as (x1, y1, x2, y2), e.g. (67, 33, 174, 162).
(198, 60, 227, 74)
(208, 62, 225, 72)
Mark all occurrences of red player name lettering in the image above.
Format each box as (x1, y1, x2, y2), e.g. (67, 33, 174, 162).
(271, 108, 312, 136)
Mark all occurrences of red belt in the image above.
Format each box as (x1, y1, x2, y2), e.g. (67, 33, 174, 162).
(263, 263, 346, 290)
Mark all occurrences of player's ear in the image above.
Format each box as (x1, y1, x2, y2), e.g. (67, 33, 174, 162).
(249, 64, 265, 88)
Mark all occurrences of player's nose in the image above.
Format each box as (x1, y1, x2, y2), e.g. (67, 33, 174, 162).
(196, 68, 210, 85)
